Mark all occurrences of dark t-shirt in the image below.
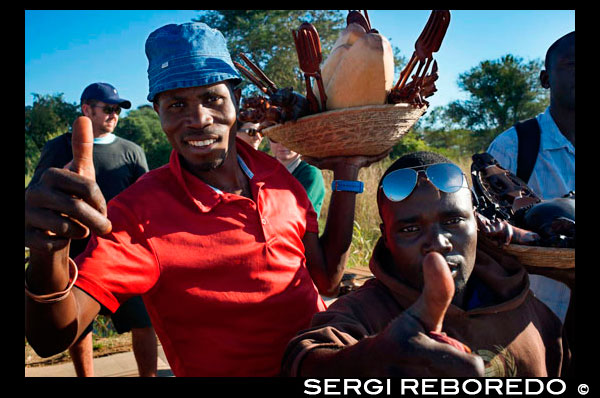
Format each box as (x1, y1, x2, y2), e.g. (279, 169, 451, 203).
(28, 132, 149, 257)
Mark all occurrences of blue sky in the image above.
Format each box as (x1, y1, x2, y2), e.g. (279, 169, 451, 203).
(25, 10, 574, 114)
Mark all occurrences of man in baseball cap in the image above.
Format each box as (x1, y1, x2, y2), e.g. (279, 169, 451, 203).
(26, 81, 154, 377)
(80, 82, 132, 109)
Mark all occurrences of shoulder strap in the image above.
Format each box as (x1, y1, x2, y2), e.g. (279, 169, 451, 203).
(514, 118, 541, 183)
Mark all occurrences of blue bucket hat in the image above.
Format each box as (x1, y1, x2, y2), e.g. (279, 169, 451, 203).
(145, 22, 242, 102)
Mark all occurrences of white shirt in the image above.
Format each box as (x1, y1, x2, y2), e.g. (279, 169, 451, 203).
(487, 106, 574, 323)
(487, 107, 575, 200)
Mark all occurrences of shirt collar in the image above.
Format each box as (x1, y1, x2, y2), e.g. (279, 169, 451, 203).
(93, 133, 116, 144)
(538, 107, 575, 154)
(206, 155, 253, 194)
(168, 138, 276, 213)
(285, 156, 302, 174)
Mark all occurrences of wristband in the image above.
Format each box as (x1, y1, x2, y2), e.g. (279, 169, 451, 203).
(331, 180, 364, 193)
(25, 257, 78, 304)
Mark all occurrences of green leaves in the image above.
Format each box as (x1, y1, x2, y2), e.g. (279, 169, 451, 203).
(416, 54, 549, 155)
(194, 11, 347, 96)
(25, 93, 80, 182)
(114, 106, 171, 170)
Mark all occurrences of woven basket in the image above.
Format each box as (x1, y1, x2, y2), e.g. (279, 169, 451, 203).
(262, 103, 427, 158)
(502, 244, 575, 269)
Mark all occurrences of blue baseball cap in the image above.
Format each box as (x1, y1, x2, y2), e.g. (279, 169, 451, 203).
(80, 82, 131, 109)
(145, 22, 242, 102)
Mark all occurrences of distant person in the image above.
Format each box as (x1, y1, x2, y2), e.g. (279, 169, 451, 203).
(237, 122, 263, 150)
(269, 138, 326, 218)
(26, 82, 157, 377)
(487, 31, 575, 323)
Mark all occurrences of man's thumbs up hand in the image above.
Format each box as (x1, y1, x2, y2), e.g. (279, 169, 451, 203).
(68, 116, 96, 179)
(374, 252, 483, 376)
(407, 252, 455, 333)
(61, 116, 111, 236)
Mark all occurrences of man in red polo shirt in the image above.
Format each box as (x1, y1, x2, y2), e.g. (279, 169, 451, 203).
(25, 22, 386, 376)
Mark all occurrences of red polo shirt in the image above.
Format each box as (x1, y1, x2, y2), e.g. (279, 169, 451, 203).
(74, 139, 326, 376)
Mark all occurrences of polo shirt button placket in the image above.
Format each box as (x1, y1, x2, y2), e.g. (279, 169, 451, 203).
(260, 216, 272, 245)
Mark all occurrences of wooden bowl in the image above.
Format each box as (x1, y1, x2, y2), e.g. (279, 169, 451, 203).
(262, 103, 427, 158)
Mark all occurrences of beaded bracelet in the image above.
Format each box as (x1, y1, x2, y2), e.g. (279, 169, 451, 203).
(25, 257, 78, 304)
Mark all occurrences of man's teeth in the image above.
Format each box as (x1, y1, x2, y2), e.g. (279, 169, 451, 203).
(188, 139, 216, 147)
(447, 262, 458, 275)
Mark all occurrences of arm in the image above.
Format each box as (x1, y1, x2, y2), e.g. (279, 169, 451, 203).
(285, 253, 484, 377)
(25, 117, 111, 356)
(25, 249, 101, 356)
(302, 152, 388, 296)
(295, 312, 482, 377)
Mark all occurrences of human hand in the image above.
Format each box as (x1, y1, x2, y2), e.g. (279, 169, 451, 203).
(63, 117, 97, 179)
(303, 149, 390, 179)
(379, 252, 484, 377)
(476, 212, 540, 247)
(25, 117, 112, 252)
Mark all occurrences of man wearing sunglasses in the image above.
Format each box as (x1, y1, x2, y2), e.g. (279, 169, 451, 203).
(237, 121, 264, 150)
(282, 151, 569, 377)
(26, 82, 157, 377)
(25, 23, 387, 377)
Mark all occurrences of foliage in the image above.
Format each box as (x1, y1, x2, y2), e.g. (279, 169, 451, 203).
(25, 93, 80, 182)
(389, 130, 433, 159)
(194, 10, 344, 97)
(114, 105, 171, 170)
(441, 54, 549, 151)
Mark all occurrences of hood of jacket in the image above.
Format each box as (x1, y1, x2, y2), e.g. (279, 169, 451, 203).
(368, 234, 530, 318)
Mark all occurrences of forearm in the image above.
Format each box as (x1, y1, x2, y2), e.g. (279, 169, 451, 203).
(25, 247, 91, 357)
(297, 337, 385, 377)
(319, 166, 359, 296)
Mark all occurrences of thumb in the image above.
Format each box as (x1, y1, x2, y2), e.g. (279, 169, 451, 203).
(409, 251, 455, 333)
(68, 116, 95, 180)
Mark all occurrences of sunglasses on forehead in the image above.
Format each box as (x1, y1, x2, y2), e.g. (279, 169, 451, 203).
(92, 105, 121, 115)
(380, 163, 467, 202)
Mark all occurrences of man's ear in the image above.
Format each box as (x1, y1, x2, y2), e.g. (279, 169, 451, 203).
(540, 70, 551, 89)
(380, 223, 388, 247)
(81, 104, 91, 118)
(153, 101, 160, 115)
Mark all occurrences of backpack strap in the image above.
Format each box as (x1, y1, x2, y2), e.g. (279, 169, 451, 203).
(514, 118, 541, 183)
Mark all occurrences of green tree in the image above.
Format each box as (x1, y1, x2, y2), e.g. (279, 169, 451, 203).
(114, 105, 171, 170)
(25, 93, 80, 184)
(443, 54, 549, 152)
(194, 10, 345, 96)
(389, 130, 433, 159)
(413, 106, 476, 157)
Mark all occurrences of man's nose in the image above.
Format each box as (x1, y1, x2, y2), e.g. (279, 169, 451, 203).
(422, 226, 453, 255)
(188, 105, 213, 129)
